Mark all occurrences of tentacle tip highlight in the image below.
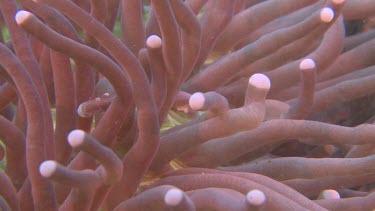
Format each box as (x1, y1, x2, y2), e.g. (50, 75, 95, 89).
(67, 130, 86, 147)
(39, 160, 57, 178)
(146, 35, 162, 49)
(320, 8, 334, 23)
(189, 92, 205, 110)
(164, 188, 184, 206)
(246, 189, 266, 206)
(300, 58, 316, 70)
(15, 10, 32, 24)
(321, 189, 341, 199)
(249, 73, 271, 90)
(77, 104, 90, 118)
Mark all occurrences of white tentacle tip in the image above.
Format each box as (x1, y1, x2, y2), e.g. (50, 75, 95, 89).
(320, 8, 334, 23)
(15, 10, 32, 24)
(67, 130, 86, 147)
(321, 189, 341, 199)
(39, 160, 57, 178)
(300, 58, 316, 70)
(164, 188, 184, 206)
(249, 73, 271, 90)
(189, 92, 205, 110)
(146, 35, 162, 49)
(246, 189, 266, 206)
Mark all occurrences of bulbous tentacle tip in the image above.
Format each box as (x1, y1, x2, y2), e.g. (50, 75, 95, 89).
(39, 160, 57, 178)
(320, 7, 335, 23)
(15, 10, 32, 24)
(321, 189, 341, 199)
(189, 92, 205, 110)
(147, 35, 162, 49)
(67, 130, 86, 147)
(246, 189, 266, 206)
(164, 188, 184, 206)
(300, 58, 316, 70)
(249, 73, 271, 90)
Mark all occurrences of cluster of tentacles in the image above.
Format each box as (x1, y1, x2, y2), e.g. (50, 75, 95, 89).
(0, 0, 375, 210)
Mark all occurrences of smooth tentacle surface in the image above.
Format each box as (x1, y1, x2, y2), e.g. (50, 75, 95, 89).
(0, 0, 374, 210)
